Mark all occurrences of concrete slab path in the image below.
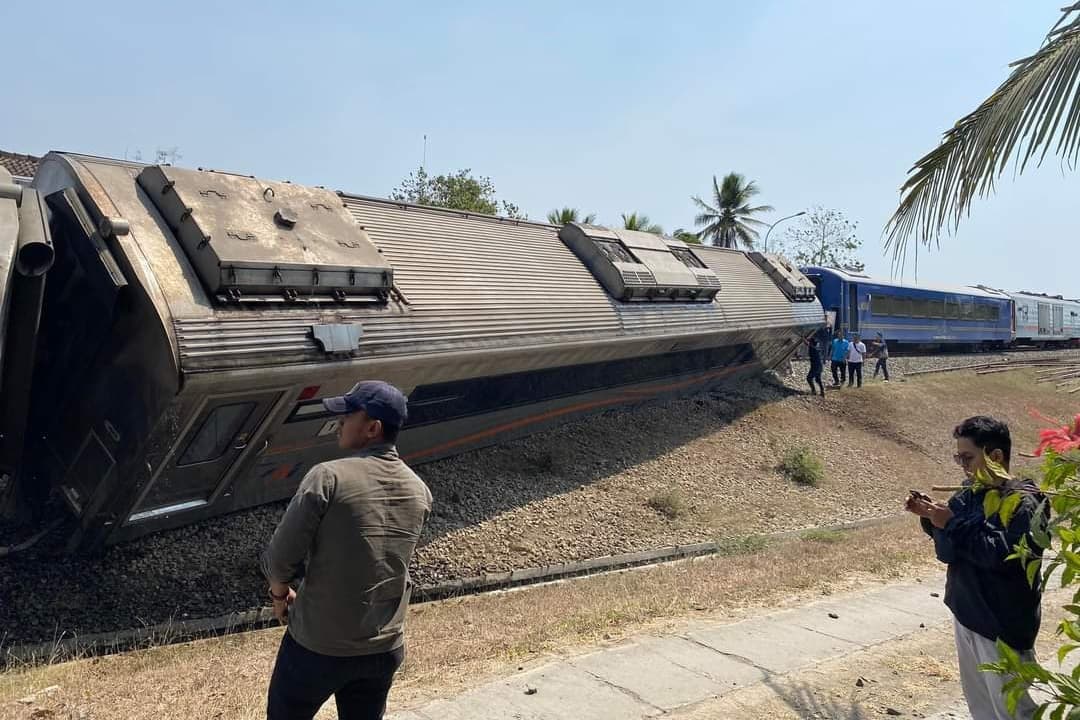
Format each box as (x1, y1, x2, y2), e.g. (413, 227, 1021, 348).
(388, 576, 960, 719)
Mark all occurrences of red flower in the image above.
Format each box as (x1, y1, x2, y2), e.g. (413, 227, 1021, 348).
(1034, 413, 1080, 456)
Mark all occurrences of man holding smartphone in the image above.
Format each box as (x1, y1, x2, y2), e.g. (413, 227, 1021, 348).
(905, 416, 1045, 719)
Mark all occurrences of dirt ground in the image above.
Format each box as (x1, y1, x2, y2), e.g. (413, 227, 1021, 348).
(416, 366, 1080, 578)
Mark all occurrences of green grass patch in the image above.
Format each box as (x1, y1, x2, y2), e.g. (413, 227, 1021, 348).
(779, 446, 825, 487)
(715, 534, 769, 556)
(647, 490, 687, 519)
(801, 528, 847, 544)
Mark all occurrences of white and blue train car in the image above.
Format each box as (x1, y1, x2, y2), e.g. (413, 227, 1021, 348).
(1007, 291, 1080, 347)
(800, 267, 1014, 349)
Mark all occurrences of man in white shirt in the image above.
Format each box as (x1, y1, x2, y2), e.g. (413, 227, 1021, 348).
(847, 333, 867, 388)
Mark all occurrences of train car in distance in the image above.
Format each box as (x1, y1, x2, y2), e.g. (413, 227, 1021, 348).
(1003, 291, 1080, 348)
(0, 153, 823, 551)
(800, 266, 1013, 350)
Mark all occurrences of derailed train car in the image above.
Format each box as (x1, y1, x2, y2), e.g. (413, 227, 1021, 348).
(0, 153, 822, 550)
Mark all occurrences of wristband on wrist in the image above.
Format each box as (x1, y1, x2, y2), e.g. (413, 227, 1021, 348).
(269, 588, 289, 602)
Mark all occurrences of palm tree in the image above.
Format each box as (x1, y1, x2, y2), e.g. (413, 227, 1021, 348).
(547, 207, 596, 226)
(692, 173, 773, 249)
(621, 212, 664, 234)
(673, 228, 703, 245)
(885, 5, 1080, 269)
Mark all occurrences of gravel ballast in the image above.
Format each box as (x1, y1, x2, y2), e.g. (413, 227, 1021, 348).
(1, 348, 1074, 648)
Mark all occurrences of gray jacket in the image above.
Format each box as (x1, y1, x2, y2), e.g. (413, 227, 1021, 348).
(264, 444, 432, 656)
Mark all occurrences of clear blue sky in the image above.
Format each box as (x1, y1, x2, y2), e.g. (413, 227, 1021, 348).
(1, 1, 1075, 294)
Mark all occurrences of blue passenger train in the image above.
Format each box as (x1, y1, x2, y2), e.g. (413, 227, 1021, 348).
(800, 267, 1014, 349)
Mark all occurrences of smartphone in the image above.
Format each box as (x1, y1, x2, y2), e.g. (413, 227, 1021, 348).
(909, 490, 932, 502)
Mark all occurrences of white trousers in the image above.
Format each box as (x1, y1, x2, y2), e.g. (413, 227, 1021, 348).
(954, 619, 1038, 720)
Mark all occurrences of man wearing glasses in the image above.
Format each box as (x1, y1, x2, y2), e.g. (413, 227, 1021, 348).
(905, 416, 1044, 720)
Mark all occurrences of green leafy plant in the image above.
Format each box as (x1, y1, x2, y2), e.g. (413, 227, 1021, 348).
(778, 447, 825, 487)
(979, 414, 1080, 717)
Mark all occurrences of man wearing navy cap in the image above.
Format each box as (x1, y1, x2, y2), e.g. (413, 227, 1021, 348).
(264, 381, 432, 720)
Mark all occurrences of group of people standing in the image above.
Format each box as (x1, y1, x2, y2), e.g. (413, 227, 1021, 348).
(805, 327, 889, 397)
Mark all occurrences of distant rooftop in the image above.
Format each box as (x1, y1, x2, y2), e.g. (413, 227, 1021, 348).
(0, 150, 40, 179)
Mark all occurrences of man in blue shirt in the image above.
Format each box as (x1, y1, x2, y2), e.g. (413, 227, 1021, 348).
(829, 330, 849, 387)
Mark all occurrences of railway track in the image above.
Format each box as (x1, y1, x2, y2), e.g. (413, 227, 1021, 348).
(0, 514, 900, 668)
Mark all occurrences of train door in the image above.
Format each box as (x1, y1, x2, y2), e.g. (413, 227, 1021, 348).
(1054, 305, 1065, 336)
(847, 283, 860, 333)
(1038, 303, 1051, 336)
(127, 390, 280, 521)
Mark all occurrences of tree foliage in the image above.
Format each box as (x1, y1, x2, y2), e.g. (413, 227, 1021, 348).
(391, 166, 525, 219)
(885, 5, 1080, 271)
(547, 207, 596, 225)
(778, 207, 863, 271)
(621, 212, 663, 234)
(673, 228, 703, 245)
(692, 173, 773, 249)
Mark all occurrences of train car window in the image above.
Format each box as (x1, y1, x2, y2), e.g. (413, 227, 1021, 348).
(593, 238, 638, 264)
(406, 344, 752, 428)
(285, 400, 333, 424)
(670, 247, 707, 269)
(871, 295, 893, 316)
(928, 299, 945, 318)
(910, 299, 929, 318)
(178, 402, 256, 466)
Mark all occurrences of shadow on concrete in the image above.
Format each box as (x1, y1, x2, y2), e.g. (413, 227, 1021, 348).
(764, 676, 871, 720)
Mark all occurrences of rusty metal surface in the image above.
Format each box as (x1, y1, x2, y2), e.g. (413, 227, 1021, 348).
(34, 156, 822, 377)
(0, 166, 18, 389)
(137, 166, 391, 300)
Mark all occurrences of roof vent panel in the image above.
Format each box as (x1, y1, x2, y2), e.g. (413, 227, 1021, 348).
(138, 165, 393, 304)
(559, 223, 719, 302)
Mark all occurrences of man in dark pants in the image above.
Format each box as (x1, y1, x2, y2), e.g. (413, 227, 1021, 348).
(846, 333, 866, 388)
(905, 416, 1044, 719)
(805, 335, 825, 397)
(872, 332, 890, 382)
(264, 381, 432, 720)
(829, 330, 849, 387)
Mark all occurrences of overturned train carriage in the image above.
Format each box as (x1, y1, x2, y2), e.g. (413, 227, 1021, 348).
(0, 153, 823, 550)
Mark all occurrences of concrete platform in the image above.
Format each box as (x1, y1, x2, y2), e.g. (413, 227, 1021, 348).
(389, 575, 959, 720)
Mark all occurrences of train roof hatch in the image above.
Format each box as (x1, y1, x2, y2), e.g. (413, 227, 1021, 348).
(559, 223, 720, 302)
(138, 166, 393, 304)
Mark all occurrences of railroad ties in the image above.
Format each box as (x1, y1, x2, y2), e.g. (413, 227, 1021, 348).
(904, 357, 1080, 394)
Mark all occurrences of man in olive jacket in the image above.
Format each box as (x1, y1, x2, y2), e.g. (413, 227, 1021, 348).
(906, 416, 1045, 720)
(264, 381, 432, 720)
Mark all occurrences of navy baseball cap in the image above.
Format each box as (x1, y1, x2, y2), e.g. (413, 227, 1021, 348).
(322, 381, 408, 427)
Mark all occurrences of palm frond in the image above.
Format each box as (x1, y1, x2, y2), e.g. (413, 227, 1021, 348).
(885, 4, 1080, 270)
(735, 225, 756, 250)
(742, 204, 775, 216)
(691, 195, 716, 213)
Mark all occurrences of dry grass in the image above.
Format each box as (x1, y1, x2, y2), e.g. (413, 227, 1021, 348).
(647, 489, 688, 519)
(0, 517, 936, 719)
